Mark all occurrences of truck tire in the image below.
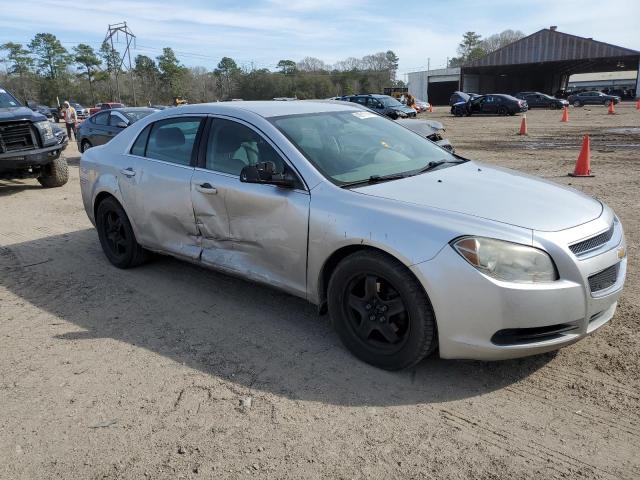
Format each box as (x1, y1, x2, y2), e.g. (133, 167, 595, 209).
(37, 155, 69, 188)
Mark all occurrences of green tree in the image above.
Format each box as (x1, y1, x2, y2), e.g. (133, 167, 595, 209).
(134, 55, 160, 104)
(73, 44, 101, 104)
(276, 59, 297, 75)
(157, 47, 187, 99)
(0, 42, 34, 99)
(385, 50, 399, 80)
(449, 31, 485, 67)
(28, 33, 70, 80)
(214, 56, 239, 99)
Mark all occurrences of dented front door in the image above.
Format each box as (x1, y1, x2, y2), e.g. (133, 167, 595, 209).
(191, 117, 310, 298)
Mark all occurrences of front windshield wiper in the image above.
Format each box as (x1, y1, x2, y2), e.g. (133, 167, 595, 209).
(340, 173, 406, 188)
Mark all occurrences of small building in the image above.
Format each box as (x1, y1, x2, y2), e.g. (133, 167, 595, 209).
(568, 71, 637, 93)
(407, 67, 460, 105)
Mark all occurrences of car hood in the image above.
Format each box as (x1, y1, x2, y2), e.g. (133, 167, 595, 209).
(389, 105, 416, 113)
(0, 106, 46, 123)
(352, 161, 603, 232)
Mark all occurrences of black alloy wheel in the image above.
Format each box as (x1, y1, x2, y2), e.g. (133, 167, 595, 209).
(96, 197, 148, 268)
(328, 251, 437, 370)
(497, 106, 508, 115)
(344, 273, 410, 354)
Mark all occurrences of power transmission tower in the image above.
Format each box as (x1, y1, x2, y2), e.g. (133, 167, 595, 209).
(104, 22, 137, 106)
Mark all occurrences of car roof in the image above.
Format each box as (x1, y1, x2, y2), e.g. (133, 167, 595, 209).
(112, 107, 157, 113)
(157, 100, 362, 119)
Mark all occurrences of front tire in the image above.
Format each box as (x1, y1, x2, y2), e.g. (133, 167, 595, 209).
(328, 251, 437, 370)
(497, 106, 508, 115)
(573, 100, 582, 107)
(37, 155, 68, 188)
(80, 139, 92, 153)
(96, 197, 148, 269)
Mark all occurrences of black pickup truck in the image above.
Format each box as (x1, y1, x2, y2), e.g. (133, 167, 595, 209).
(1, 86, 69, 187)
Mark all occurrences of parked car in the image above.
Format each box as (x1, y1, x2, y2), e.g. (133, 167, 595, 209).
(80, 100, 626, 370)
(26, 101, 53, 120)
(395, 118, 454, 152)
(71, 102, 88, 119)
(88, 102, 125, 116)
(567, 91, 620, 107)
(451, 94, 528, 116)
(77, 107, 157, 152)
(341, 94, 417, 119)
(0, 86, 68, 187)
(414, 99, 430, 112)
(514, 92, 568, 109)
(449, 91, 478, 106)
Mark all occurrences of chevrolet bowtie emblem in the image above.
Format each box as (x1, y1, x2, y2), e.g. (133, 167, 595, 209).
(618, 247, 627, 259)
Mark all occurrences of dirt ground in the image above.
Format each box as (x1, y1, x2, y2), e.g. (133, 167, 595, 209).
(1, 103, 639, 479)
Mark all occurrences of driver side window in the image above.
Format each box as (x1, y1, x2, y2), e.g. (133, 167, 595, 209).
(206, 119, 285, 176)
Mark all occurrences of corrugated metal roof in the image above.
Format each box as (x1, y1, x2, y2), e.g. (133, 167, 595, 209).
(466, 29, 640, 68)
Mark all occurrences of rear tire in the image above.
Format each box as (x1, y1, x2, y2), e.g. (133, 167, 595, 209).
(96, 197, 148, 269)
(573, 100, 582, 107)
(37, 155, 68, 188)
(604, 99, 612, 106)
(328, 250, 437, 370)
(80, 139, 92, 153)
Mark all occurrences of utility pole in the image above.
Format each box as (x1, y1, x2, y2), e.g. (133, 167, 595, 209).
(104, 22, 137, 106)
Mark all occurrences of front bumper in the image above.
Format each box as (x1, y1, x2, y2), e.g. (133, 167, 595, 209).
(410, 213, 626, 360)
(0, 141, 68, 171)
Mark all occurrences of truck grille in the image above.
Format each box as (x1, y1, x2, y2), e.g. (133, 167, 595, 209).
(569, 223, 615, 256)
(588, 264, 619, 293)
(0, 122, 37, 153)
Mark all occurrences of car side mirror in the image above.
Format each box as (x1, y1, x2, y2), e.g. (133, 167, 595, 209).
(240, 161, 295, 188)
(116, 121, 128, 128)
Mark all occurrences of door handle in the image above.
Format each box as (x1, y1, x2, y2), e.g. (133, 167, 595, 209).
(120, 167, 136, 177)
(196, 182, 217, 194)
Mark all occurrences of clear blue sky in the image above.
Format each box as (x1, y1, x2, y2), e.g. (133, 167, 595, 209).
(1, 0, 639, 78)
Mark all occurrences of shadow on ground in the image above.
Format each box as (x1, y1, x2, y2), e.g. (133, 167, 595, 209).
(0, 180, 43, 197)
(0, 228, 554, 406)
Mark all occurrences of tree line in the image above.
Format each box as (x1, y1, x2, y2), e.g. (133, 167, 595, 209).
(448, 30, 526, 67)
(0, 33, 402, 107)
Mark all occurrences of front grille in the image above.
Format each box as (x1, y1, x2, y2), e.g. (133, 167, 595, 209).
(0, 122, 37, 153)
(491, 323, 578, 346)
(588, 264, 619, 293)
(569, 223, 615, 255)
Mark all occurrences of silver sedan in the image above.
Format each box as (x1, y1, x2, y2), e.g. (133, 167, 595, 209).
(79, 101, 627, 370)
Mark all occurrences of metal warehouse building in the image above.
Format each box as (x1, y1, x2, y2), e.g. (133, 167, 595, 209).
(408, 27, 640, 104)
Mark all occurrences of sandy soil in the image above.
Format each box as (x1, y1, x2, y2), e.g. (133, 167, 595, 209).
(1, 104, 639, 479)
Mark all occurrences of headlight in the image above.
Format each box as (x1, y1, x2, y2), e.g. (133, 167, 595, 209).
(35, 120, 55, 143)
(452, 237, 558, 283)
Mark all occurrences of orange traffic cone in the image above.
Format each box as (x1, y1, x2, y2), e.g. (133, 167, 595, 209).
(518, 115, 528, 135)
(636, 99, 640, 110)
(607, 100, 616, 115)
(428, 104, 433, 113)
(561, 106, 569, 122)
(569, 135, 594, 177)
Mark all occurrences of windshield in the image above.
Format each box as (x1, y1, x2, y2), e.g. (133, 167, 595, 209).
(123, 109, 156, 122)
(0, 89, 21, 108)
(272, 110, 458, 185)
(380, 96, 403, 107)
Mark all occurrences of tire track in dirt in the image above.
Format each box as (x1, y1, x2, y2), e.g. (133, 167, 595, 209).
(440, 408, 629, 480)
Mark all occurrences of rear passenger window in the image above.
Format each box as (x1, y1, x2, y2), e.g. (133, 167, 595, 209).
(145, 117, 202, 166)
(93, 112, 109, 125)
(130, 124, 151, 157)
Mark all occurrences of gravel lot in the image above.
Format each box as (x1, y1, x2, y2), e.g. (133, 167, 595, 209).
(1, 103, 639, 479)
